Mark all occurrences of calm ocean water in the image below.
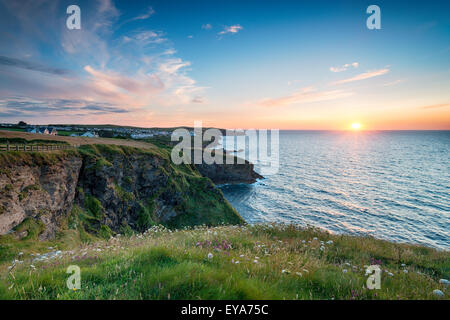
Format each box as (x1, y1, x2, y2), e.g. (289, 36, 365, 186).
(219, 131, 450, 250)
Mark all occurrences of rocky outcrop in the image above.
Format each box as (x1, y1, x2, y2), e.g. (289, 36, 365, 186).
(195, 160, 263, 184)
(0, 144, 259, 239)
(0, 155, 82, 239)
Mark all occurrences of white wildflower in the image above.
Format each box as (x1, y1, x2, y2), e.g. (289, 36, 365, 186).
(433, 289, 444, 298)
(439, 279, 449, 286)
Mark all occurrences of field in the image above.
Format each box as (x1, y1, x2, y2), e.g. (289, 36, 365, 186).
(0, 224, 448, 300)
(0, 130, 156, 150)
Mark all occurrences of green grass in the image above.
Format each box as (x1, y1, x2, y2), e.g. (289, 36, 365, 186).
(77, 144, 244, 228)
(0, 224, 448, 300)
(56, 131, 83, 136)
(0, 128, 25, 132)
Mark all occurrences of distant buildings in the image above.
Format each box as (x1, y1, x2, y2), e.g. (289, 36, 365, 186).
(80, 131, 99, 138)
(26, 126, 57, 135)
(5, 122, 174, 139)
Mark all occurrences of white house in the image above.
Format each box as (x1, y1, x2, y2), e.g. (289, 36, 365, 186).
(81, 131, 99, 138)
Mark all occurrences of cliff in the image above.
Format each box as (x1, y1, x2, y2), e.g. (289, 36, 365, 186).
(0, 144, 258, 240)
(196, 160, 263, 184)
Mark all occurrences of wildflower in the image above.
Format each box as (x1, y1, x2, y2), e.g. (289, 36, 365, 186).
(235, 260, 239, 264)
(326, 240, 333, 245)
(343, 269, 348, 273)
(439, 279, 449, 286)
(433, 289, 444, 298)
(253, 260, 258, 264)
(296, 272, 302, 277)
(388, 272, 394, 276)
(403, 269, 408, 274)
(281, 269, 290, 274)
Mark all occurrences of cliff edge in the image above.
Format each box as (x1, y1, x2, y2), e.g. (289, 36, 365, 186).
(0, 144, 255, 239)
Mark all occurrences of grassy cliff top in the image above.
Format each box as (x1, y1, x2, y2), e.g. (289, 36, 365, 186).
(0, 224, 448, 300)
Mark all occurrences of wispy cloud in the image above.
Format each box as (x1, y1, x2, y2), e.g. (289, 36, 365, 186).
(218, 25, 243, 35)
(332, 68, 389, 85)
(329, 62, 359, 73)
(256, 87, 353, 107)
(421, 103, 450, 109)
(122, 30, 167, 45)
(130, 6, 155, 21)
(98, 0, 119, 17)
(383, 79, 405, 86)
(0, 97, 129, 118)
(202, 23, 212, 30)
(0, 56, 70, 76)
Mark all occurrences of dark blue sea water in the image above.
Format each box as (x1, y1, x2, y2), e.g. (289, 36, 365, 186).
(219, 131, 450, 249)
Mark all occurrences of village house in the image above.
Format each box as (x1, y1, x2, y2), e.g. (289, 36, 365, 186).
(26, 126, 58, 135)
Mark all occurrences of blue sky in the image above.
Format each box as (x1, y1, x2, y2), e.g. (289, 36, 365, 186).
(0, 0, 449, 129)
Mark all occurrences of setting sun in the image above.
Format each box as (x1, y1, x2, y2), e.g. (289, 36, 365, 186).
(351, 123, 362, 130)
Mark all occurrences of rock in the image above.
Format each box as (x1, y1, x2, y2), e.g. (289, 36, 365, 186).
(0, 156, 82, 238)
(0, 146, 244, 238)
(195, 159, 263, 184)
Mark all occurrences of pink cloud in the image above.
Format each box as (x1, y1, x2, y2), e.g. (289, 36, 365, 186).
(219, 25, 243, 35)
(257, 87, 353, 107)
(333, 68, 389, 85)
(329, 62, 359, 72)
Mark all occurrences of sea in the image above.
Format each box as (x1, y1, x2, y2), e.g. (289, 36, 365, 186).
(219, 130, 450, 250)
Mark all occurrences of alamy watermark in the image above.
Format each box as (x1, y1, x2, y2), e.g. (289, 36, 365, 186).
(66, 265, 81, 290)
(170, 121, 279, 176)
(366, 5, 381, 30)
(366, 265, 381, 290)
(66, 5, 81, 30)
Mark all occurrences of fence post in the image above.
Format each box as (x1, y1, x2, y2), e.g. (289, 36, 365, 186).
(6, 141, 9, 151)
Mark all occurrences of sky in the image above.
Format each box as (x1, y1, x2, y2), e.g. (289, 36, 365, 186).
(0, 0, 449, 130)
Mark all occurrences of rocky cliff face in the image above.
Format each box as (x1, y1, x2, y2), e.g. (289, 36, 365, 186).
(0, 144, 258, 239)
(0, 153, 82, 239)
(195, 161, 263, 184)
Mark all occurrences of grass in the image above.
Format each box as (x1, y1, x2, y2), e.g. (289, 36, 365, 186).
(56, 131, 83, 137)
(76, 144, 244, 228)
(0, 137, 69, 145)
(0, 224, 448, 300)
